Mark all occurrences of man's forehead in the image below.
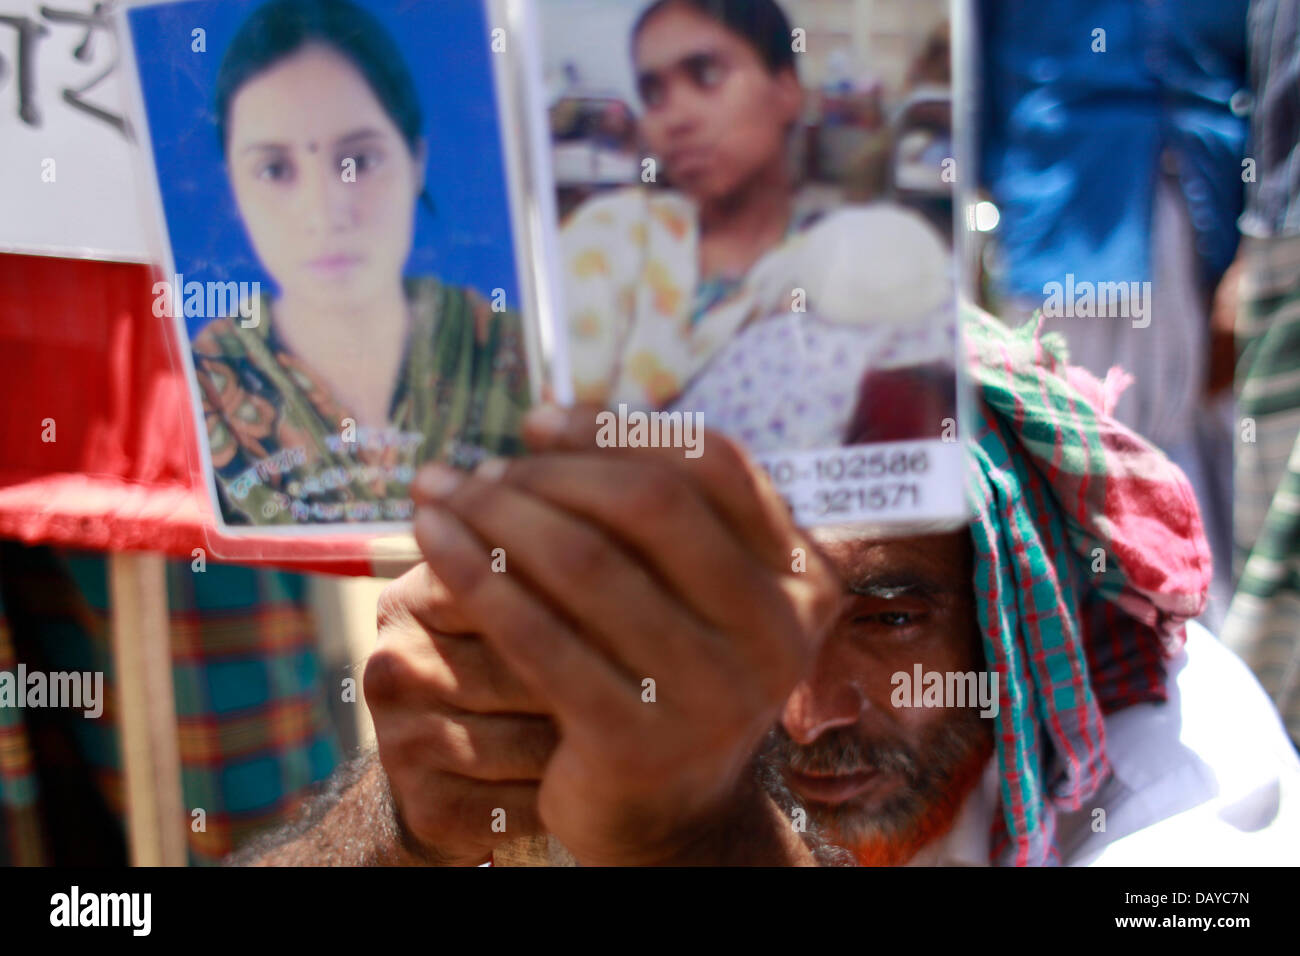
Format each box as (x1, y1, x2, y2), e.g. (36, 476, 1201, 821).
(810, 527, 973, 595)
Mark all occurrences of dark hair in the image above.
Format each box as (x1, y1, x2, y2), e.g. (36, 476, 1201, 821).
(631, 0, 798, 76)
(214, 0, 423, 158)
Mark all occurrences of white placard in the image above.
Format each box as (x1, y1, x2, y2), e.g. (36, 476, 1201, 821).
(0, 0, 151, 261)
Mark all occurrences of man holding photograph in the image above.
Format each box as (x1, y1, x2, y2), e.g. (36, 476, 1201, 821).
(230, 308, 1300, 867)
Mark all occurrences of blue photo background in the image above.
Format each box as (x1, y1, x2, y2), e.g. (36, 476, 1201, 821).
(127, 0, 521, 339)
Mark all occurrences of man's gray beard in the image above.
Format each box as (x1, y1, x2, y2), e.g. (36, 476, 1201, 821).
(756, 706, 992, 855)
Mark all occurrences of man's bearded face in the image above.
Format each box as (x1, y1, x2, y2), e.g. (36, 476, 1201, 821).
(771, 531, 995, 865)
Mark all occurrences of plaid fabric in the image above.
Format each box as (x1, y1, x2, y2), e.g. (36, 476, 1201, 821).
(0, 544, 340, 865)
(0, 599, 42, 865)
(1225, 234, 1300, 745)
(964, 306, 1212, 865)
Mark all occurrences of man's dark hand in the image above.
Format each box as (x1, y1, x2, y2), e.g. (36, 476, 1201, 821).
(410, 405, 842, 866)
(364, 564, 557, 865)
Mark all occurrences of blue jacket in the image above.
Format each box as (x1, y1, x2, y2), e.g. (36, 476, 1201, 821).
(979, 0, 1250, 297)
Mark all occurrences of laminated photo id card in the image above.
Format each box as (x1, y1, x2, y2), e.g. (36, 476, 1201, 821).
(118, 0, 565, 544)
(539, 0, 968, 530)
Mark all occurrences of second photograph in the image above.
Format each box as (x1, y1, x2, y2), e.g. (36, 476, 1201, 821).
(539, 0, 965, 529)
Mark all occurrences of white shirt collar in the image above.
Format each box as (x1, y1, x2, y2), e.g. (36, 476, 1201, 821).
(904, 755, 1000, 866)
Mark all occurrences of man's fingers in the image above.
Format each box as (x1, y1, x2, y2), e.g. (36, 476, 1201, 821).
(463, 453, 797, 636)
(521, 404, 800, 570)
(383, 709, 556, 782)
(428, 631, 550, 715)
(378, 562, 474, 636)
(366, 625, 547, 716)
(416, 465, 716, 682)
(373, 565, 547, 714)
(412, 503, 639, 727)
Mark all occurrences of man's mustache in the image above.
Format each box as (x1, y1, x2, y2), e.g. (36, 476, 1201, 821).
(764, 726, 920, 782)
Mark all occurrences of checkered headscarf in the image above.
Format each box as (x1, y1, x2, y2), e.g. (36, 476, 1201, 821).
(963, 306, 1211, 865)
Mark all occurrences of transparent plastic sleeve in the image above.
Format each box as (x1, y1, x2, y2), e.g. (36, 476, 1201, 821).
(536, 0, 973, 536)
(116, 0, 568, 565)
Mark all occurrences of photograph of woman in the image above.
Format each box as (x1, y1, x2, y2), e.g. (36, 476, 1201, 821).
(128, 0, 533, 528)
(550, 0, 957, 454)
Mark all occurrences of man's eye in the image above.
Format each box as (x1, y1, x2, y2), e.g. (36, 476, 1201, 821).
(855, 611, 916, 628)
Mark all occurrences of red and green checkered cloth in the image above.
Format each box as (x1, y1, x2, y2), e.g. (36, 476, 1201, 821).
(964, 306, 1211, 866)
(0, 545, 339, 865)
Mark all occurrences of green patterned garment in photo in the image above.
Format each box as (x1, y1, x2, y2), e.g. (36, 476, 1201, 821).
(192, 277, 531, 526)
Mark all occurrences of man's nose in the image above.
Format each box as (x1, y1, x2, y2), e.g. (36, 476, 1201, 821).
(780, 667, 867, 746)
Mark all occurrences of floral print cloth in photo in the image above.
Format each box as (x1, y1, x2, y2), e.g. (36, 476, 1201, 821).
(560, 187, 954, 416)
(193, 277, 530, 526)
(671, 309, 959, 453)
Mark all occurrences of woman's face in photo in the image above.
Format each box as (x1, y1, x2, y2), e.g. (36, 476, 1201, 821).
(225, 44, 422, 310)
(633, 4, 802, 203)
